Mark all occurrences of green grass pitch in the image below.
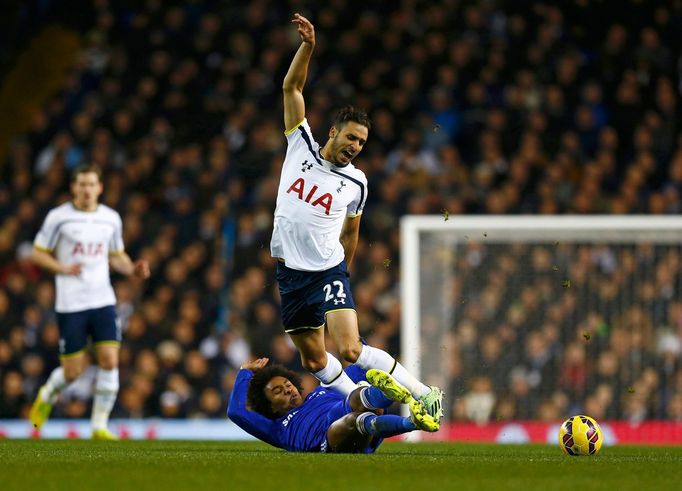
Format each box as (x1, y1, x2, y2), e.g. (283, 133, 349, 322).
(1, 440, 681, 491)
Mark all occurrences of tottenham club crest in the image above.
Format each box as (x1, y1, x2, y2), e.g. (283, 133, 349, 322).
(337, 180, 346, 193)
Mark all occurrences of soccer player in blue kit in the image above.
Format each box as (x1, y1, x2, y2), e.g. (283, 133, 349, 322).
(271, 13, 444, 425)
(228, 358, 437, 453)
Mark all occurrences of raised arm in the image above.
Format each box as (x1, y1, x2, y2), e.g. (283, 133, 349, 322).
(227, 358, 279, 446)
(283, 13, 315, 133)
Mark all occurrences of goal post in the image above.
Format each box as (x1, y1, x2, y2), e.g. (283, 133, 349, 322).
(400, 215, 682, 433)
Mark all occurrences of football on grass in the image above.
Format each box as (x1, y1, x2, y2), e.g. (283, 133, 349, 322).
(558, 415, 603, 456)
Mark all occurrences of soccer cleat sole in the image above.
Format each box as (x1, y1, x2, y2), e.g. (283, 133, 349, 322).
(365, 369, 413, 404)
(409, 399, 440, 432)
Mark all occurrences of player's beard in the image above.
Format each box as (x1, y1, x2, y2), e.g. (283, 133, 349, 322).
(335, 144, 354, 166)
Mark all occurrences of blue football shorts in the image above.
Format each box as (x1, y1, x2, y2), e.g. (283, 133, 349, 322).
(56, 305, 121, 357)
(276, 260, 356, 334)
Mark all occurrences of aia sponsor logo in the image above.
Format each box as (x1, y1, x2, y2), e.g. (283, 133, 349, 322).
(286, 178, 333, 215)
(72, 242, 105, 256)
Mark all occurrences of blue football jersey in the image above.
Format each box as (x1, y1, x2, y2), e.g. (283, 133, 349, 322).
(227, 366, 381, 453)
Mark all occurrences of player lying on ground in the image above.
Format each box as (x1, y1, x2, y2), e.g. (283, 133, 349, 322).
(271, 12, 443, 424)
(227, 358, 438, 453)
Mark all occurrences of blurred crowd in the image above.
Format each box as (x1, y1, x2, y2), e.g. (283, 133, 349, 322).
(1, 0, 682, 423)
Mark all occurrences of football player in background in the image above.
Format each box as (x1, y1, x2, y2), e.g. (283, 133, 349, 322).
(29, 164, 150, 440)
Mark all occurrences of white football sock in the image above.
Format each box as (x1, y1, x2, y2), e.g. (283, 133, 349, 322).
(312, 353, 358, 396)
(42, 366, 67, 403)
(91, 368, 119, 430)
(355, 345, 430, 398)
(355, 412, 374, 436)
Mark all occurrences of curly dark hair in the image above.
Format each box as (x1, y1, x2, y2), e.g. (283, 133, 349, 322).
(247, 365, 305, 419)
(333, 105, 372, 131)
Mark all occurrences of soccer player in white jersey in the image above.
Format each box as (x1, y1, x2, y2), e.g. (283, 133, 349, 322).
(28, 164, 150, 440)
(270, 13, 443, 425)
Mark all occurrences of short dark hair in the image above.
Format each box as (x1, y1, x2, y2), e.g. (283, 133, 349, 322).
(247, 365, 304, 419)
(71, 164, 103, 182)
(333, 105, 372, 131)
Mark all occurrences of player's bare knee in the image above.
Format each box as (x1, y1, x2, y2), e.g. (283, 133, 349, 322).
(301, 356, 326, 373)
(338, 343, 362, 363)
(63, 365, 83, 382)
(327, 412, 371, 453)
(95, 354, 117, 369)
(348, 388, 365, 412)
(327, 413, 358, 438)
(338, 413, 359, 431)
(98, 358, 118, 370)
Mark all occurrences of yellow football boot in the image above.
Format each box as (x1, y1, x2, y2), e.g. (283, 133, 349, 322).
(29, 386, 53, 430)
(417, 386, 444, 424)
(408, 399, 440, 433)
(365, 369, 413, 404)
(92, 428, 120, 441)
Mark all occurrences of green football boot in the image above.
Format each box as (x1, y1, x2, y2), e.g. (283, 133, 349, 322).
(417, 386, 444, 423)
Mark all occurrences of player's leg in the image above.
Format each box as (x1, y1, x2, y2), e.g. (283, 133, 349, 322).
(30, 311, 88, 429)
(278, 262, 357, 396)
(326, 309, 444, 422)
(288, 327, 357, 396)
(91, 306, 121, 440)
(325, 413, 373, 453)
(355, 411, 424, 438)
(326, 412, 420, 452)
(346, 379, 405, 412)
(30, 354, 86, 429)
(321, 262, 443, 420)
(347, 373, 438, 432)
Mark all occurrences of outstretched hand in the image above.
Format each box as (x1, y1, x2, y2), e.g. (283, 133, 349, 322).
(133, 259, 151, 279)
(241, 357, 269, 372)
(292, 13, 315, 45)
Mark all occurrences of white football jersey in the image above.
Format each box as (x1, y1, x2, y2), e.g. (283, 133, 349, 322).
(33, 202, 124, 313)
(271, 119, 368, 271)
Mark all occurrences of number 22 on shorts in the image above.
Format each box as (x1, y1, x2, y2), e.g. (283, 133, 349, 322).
(323, 281, 347, 305)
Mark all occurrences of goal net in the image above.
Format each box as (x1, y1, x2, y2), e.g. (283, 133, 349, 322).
(400, 216, 682, 431)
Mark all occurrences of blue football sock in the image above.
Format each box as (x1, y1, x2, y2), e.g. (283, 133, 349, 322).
(360, 386, 394, 409)
(363, 414, 416, 438)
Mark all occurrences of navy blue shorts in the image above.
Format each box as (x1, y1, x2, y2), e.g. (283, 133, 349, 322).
(56, 305, 121, 357)
(276, 261, 356, 334)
